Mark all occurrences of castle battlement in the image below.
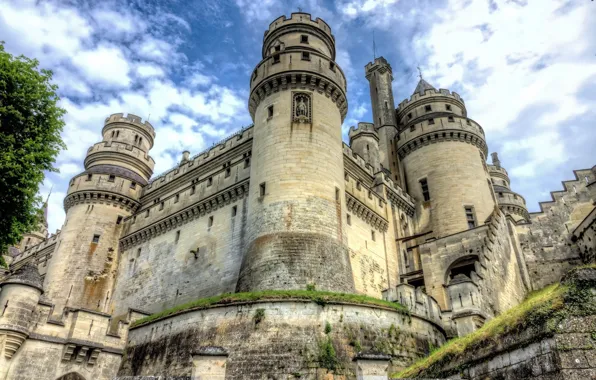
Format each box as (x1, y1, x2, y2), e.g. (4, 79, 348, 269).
(86, 140, 155, 164)
(397, 88, 465, 113)
(348, 122, 378, 142)
(145, 125, 253, 193)
(103, 113, 155, 137)
(264, 13, 334, 41)
(10, 233, 60, 267)
(383, 283, 443, 326)
(343, 143, 375, 176)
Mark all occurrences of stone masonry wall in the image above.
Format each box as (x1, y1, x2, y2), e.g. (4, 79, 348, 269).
(120, 300, 446, 379)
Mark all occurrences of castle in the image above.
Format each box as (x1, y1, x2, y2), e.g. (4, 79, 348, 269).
(1, 13, 594, 380)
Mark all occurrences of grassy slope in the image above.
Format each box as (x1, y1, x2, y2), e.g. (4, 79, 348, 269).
(131, 290, 408, 328)
(394, 283, 567, 378)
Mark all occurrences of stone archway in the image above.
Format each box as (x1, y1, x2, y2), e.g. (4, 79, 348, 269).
(56, 373, 86, 380)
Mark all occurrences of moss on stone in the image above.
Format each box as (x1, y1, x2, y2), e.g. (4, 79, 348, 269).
(131, 289, 408, 328)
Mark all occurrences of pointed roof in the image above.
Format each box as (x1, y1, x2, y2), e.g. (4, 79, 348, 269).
(1, 262, 44, 292)
(413, 78, 436, 95)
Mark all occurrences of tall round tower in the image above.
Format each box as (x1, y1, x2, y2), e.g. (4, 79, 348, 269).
(43, 113, 155, 315)
(489, 152, 529, 222)
(237, 13, 355, 293)
(396, 80, 495, 238)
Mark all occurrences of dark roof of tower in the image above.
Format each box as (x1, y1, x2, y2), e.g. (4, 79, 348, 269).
(413, 78, 436, 95)
(84, 164, 148, 186)
(1, 262, 44, 292)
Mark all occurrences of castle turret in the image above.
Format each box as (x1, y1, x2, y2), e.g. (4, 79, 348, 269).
(349, 122, 380, 171)
(238, 13, 355, 292)
(488, 152, 529, 222)
(365, 57, 402, 184)
(0, 264, 43, 378)
(43, 113, 155, 316)
(396, 80, 495, 238)
(17, 200, 49, 252)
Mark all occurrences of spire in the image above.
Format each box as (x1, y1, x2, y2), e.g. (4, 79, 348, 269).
(413, 78, 436, 95)
(41, 187, 52, 227)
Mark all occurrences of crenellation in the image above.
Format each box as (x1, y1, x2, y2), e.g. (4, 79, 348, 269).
(2, 12, 594, 380)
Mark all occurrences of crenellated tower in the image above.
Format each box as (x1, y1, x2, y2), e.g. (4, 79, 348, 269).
(348, 122, 380, 171)
(489, 152, 529, 222)
(43, 113, 155, 316)
(396, 80, 496, 238)
(365, 57, 402, 184)
(238, 13, 355, 292)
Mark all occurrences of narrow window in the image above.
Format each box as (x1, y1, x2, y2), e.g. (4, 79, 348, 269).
(425, 105, 432, 112)
(260, 182, 266, 197)
(175, 230, 180, 244)
(347, 214, 351, 225)
(111, 131, 115, 138)
(132, 216, 136, 224)
(466, 119, 471, 125)
(368, 190, 372, 199)
(87, 174, 93, 181)
(145, 209, 150, 218)
(385, 101, 388, 109)
(273, 54, 280, 64)
(428, 118, 435, 125)
(191, 185, 196, 195)
(159, 202, 164, 210)
(335, 187, 340, 201)
(301, 35, 308, 43)
(116, 131, 119, 138)
(465, 207, 476, 229)
(70, 180, 74, 187)
(329, 62, 335, 71)
(356, 181, 362, 191)
(92, 234, 100, 243)
(301, 52, 310, 61)
(407, 113, 412, 120)
(499, 192, 504, 198)
(420, 178, 430, 201)
(134, 135, 138, 144)
(208, 216, 214, 228)
(130, 181, 136, 189)
(137, 248, 141, 258)
(245, 157, 251, 168)
(139, 137, 143, 145)
(116, 216, 123, 225)
(268, 105, 274, 118)
(225, 167, 231, 178)
(344, 172, 349, 181)
(207, 177, 213, 187)
(367, 144, 370, 151)
(410, 125, 415, 132)
(108, 175, 115, 182)
(371, 230, 376, 241)
(448, 116, 454, 122)
(274, 45, 281, 52)
(174, 194, 179, 203)
(232, 205, 237, 217)
(446, 104, 452, 111)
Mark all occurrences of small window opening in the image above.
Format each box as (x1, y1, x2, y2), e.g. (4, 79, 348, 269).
(448, 116, 454, 122)
(139, 137, 143, 145)
(225, 167, 231, 178)
(274, 45, 281, 52)
(87, 174, 93, 181)
(301, 35, 308, 43)
(410, 125, 415, 132)
(428, 118, 435, 125)
(260, 182, 266, 197)
(111, 131, 115, 138)
(268, 105, 274, 118)
(145, 209, 150, 218)
(116, 216, 123, 225)
(356, 181, 362, 190)
(132, 216, 136, 224)
(446, 104, 452, 111)
(347, 214, 351, 225)
(92, 234, 100, 243)
(159, 202, 164, 211)
(191, 185, 196, 195)
(245, 157, 251, 168)
(407, 113, 412, 119)
(232, 205, 237, 217)
(134, 135, 138, 144)
(130, 181, 136, 189)
(208, 216, 214, 228)
(301, 52, 310, 61)
(335, 187, 340, 201)
(425, 105, 432, 112)
(174, 194, 179, 203)
(371, 230, 376, 241)
(175, 230, 180, 244)
(108, 175, 115, 182)
(273, 54, 280, 64)
(465, 207, 476, 229)
(466, 119, 471, 125)
(368, 190, 372, 199)
(329, 62, 335, 71)
(385, 101, 388, 109)
(116, 131, 120, 138)
(499, 192, 504, 198)
(207, 177, 213, 186)
(420, 178, 430, 201)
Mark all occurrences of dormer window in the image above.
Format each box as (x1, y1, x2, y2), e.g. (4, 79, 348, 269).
(301, 35, 308, 43)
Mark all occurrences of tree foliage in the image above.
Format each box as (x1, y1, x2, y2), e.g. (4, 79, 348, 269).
(0, 42, 65, 263)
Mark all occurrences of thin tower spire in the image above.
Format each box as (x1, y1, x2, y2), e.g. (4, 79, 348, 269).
(417, 66, 423, 80)
(373, 31, 377, 59)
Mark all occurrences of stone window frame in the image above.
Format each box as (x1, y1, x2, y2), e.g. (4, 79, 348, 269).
(420, 178, 430, 202)
(464, 205, 477, 229)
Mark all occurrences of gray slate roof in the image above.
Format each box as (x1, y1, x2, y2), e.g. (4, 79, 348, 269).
(413, 78, 436, 95)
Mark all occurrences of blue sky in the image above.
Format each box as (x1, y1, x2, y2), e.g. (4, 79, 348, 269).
(1, 0, 594, 233)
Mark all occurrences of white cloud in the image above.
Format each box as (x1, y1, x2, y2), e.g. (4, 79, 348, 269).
(136, 63, 166, 78)
(73, 44, 132, 88)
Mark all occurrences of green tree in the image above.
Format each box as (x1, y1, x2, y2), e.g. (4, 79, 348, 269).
(0, 42, 65, 266)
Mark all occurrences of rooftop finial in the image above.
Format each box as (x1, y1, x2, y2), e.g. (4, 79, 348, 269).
(373, 31, 377, 59)
(417, 66, 423, 80)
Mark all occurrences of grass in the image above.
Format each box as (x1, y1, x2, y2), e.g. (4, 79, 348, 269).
(131, 289, 408, 328)
(393, 283, 567, 378)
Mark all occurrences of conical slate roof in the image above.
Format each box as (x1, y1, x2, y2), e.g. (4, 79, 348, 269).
(413, 78, 436, 95)
(1, 262, 44, 292)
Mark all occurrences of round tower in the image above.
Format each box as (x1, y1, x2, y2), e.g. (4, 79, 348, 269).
(489, 152, 529, 222)
(43, 113, 155, 316)
(0, 263, 43, 376)
(349, 122, 380, 171)
(237, 13, 354, 293)
(396, 80, 495, 238)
